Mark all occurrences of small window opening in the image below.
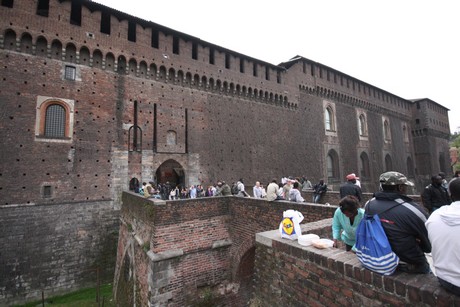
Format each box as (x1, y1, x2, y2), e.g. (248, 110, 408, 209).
(100, 12, 111, 34)
(192, 42, 198, 60)
(265, 66, 270, 81)
(43, 185, 52, 198)
(240, 58, 244, 73)
(70, 1, 82, 26)
(64, 66, 76, 80)
(209, 48, 215, 65)
(128, 21, 136, 42)
(225, 53, 230, 69)
(173, 36, 179, 54)
(36, 0, 49, 16)
(151, 29, 159, 48)
(1, 0, 13, 8)
(253, 63, 258, 77)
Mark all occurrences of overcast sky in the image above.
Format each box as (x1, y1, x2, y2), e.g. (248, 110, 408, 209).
(94, 0, 460, 133)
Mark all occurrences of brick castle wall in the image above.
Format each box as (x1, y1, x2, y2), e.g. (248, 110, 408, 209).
(114, 192, 337, 306)
(0, 201, 119, 306)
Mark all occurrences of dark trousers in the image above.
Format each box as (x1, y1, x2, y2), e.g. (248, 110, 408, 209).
(439, 277, 460, 296)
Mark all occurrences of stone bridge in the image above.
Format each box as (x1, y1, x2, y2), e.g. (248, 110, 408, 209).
(114, 192, 336, 306)
(114, 192, 456, 307)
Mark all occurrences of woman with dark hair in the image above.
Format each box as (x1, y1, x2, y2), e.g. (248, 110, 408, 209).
(332, 195, 364, 251)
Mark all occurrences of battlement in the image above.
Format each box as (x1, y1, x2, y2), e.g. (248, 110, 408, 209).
(0, 0, 452, 128)
(0, 0, 294, 107)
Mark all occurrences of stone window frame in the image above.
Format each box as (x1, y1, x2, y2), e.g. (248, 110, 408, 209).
(359, 151, 371, 180)
(41, 183, 54, 199)
(382, 116, 391, 143)
(326, 149, 340, 181)
(384, 153, 393, 171)
(402, 122, 410, 143)
(166, 130, 177, 145)
(64, 65, 76, 80)
(35, 96, 75, 143)
(323, 100, 337, 136)
(357, 109, 368, 140)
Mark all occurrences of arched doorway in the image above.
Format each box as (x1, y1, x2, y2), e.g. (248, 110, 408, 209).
(236, 246, 255, 305)
(155, 159, 185, 188)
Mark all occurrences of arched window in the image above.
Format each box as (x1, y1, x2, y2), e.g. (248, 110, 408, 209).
(35, 96, 74, 142)
(325, 107, 334, 131)
(383, 120, 391, 141)
(358, 114, 367, 136)
(65, 43, 77, 63)
(360, 152, 370, 179)
(439, 153, 447, 174)
(20, 33, 33, 54)
(403, 124, 409, 142)
(407, 157, 414, 177)
(327, 149, 340, 180)
(117, 55, 127, 74)
(4, 29, 17, 51)
(44, 104, 66, 137)
(385, 154, 393, 171)
(327, 155, 333, 178)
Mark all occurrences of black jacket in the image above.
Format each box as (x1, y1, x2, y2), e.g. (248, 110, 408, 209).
(339, 182, 362, 201)
(365, 192, 431, 265)
(421, 184, 451, 212)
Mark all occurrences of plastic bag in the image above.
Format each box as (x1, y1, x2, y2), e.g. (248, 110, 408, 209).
(279, 209, 304, 240)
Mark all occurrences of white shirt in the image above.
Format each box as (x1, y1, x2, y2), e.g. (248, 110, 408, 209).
(425, 201, 460, 287)
(253, 186, 263, 198)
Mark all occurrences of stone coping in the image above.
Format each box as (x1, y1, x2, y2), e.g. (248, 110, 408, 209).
(255, 218, 460, 305)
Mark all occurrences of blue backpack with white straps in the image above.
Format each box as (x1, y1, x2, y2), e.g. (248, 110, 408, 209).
(355, 202, 399, 275)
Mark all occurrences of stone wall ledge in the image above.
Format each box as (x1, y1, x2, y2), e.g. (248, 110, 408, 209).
(147, 249, 184, 262)
(254, 218, 460, 306)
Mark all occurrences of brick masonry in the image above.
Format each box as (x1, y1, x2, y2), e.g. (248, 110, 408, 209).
(115, 192, 429, 306)
(0, 201, 119, 306)
(0, 0, 452, 305)
(115, 192, 338, 306)
(253, 221, 460, 306)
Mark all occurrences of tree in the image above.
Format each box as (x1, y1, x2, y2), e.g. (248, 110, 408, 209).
(451, 132, 460, 148)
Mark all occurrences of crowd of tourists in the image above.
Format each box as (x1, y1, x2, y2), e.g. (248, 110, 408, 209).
(129, 175, 326, 202)
(129, 170, 460, 296)
(332, 170, 460, 296)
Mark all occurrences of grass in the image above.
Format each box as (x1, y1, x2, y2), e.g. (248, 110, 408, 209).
(14, 283, 116, 307)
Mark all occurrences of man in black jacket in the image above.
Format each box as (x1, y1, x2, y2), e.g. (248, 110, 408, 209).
(340, 173, 362, 202)
(421, 175, 451, 213)
(366, 171, 431, 274)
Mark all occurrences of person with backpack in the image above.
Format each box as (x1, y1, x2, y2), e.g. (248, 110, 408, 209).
(234, 179, 249, 197)
(214, 181, 232, 196)
(364, 171, 431, 274)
